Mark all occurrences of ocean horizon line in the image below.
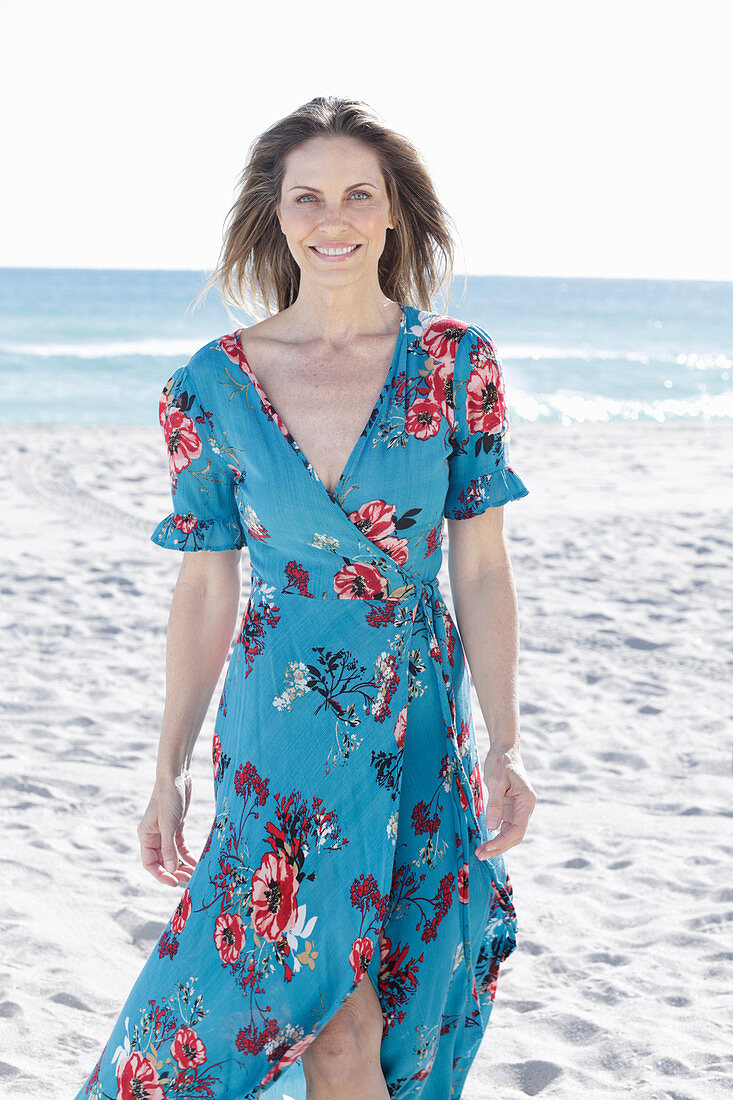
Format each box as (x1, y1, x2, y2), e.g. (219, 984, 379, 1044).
(2, 265, 732, 286)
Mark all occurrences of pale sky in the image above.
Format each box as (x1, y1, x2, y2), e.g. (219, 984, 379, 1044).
(1, 0, 730, 279)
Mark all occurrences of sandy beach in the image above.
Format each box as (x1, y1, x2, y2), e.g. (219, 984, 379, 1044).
(2, 417, 732, 1098)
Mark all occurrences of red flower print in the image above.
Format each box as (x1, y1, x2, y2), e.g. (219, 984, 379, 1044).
(468, 763, 485, 818)
(370, 651, 400, 722)
(457, 863, 469, 905)
(350, 936, 375, 982)
(347, 499, 396, 543)
(218, 331, 248, 369)
(457, 779, 469, 812)
(170, 888, 192, 934)
(246, 518, 270, 542)
(394, 706, 407, 751)
(163, 406, 203, 477)
(334, 562, 390, 600)
(374, 534, 409, 566)
(260, 1030, 315, 1085)
(438, 755, 453, 787)
(172, 512, 199, 534)
(171, 1026, 207, 1069)
(350, 874, 388, 920)
(429, 358, 456, 431)
(214, 911, 246, 964)
(424, 525, 441, 557)
(116, 1052, 165, 1100)
(412, 801, 440, 837)
(234, 760, 269, 805)
(378, 927, 392, 969)
(343, 501, 411, 563)
(420, 317, 468, 364)
(235, 1018, 280, 1057)
(157, 927, 179, 960)
(158, 388, 169, 426)
(405, 397, 442, 440)
(344, 500, 410, 565)
(251, 852, 300, 941)
(421, 873, 454, 943)
(465, 338, 507, 436)
(376, 926, 424, 1029)
(284, 560, 315, 598)
(212, 732, 221, 778)
(486, 968, 499, 1002)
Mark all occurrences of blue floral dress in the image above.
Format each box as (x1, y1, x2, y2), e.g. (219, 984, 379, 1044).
(75, 303, 529, 1100)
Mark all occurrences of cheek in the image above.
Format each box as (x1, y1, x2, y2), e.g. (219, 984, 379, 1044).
(281, 207, 319, 239)
(352, 206, 390, 234)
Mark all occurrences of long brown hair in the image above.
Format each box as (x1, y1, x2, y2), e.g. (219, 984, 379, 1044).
(195, 96, 457, 321)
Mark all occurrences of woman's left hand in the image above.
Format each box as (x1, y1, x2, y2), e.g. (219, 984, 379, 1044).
(476, 744, 537, 859)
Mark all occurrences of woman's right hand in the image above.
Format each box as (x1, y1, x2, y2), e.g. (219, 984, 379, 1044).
(137, 771, 198, 887)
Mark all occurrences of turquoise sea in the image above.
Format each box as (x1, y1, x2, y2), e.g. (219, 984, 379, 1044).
(0, 267, 730, 426)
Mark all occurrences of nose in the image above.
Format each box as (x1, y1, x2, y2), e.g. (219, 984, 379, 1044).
(318, 203, 350, 234)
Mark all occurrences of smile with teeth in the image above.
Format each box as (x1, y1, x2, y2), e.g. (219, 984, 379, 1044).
(310, 244, 361, 256)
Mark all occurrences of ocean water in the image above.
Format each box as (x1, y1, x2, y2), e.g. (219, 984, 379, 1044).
(0, 267, 730, 426)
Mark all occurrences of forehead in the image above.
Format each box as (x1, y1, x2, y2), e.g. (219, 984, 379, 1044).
(282, 135, 383, 181)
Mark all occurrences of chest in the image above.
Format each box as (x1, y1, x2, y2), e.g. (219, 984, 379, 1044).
(241, 336, 397, 494)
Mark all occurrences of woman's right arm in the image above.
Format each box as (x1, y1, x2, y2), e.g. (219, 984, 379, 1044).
(137, 548, 243, 887)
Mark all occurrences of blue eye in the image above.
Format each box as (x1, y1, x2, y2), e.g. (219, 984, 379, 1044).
(294, 191, 371, 203)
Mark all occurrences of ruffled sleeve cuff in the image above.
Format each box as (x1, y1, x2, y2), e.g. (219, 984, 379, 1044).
(444, 465, 529, 520)
(150, 512, 247, 552)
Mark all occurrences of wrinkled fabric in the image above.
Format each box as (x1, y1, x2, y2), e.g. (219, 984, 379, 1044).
(75, 303, 529, 1100)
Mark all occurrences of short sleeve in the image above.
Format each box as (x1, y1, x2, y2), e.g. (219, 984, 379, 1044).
(444, 324, 529, 519)
(150, 364, 247, 551)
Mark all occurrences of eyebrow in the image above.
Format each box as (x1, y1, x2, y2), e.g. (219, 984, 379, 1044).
(287, 181, 379, 192)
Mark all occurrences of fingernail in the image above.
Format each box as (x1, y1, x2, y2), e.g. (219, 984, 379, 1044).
(165, 859, 176, 872)
(486, 817, 500, 828)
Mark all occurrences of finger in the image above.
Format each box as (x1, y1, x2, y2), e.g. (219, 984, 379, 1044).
(171, 842, 196, 872)
(476, 821, 526, 858)
(483, 792, 514, 832)
(140, 838, 182, 886)
(174, 830, 198, 871)
(483, 790, 510, 830)
(160, 829, 180, 874)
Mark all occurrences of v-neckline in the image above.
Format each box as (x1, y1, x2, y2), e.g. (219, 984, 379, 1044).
(234, 302, 407, 499)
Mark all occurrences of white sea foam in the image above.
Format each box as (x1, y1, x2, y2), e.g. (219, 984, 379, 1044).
(502, 345, 731, 370)
(0, 338, 201, 359)
(513, 389, 733, 423)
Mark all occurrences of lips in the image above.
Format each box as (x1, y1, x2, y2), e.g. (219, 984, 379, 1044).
(309, 244, 362, 258)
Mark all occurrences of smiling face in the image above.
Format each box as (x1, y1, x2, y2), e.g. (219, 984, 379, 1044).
(276, 135, 395, 290)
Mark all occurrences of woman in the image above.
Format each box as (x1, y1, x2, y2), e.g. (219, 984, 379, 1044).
(75, 96, 536, 1100)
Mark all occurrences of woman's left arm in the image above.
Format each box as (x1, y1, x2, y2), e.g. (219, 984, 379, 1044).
(447, 505, 537, 860)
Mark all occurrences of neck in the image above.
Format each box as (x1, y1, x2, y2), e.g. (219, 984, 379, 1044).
(283, 281, 401, 343)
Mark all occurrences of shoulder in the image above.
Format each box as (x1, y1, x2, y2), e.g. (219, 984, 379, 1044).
(158, 332, 241, 429)
(406, 308, 495, 370)
(188, 332, 242, 383)
(162, 330, 242, 395)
